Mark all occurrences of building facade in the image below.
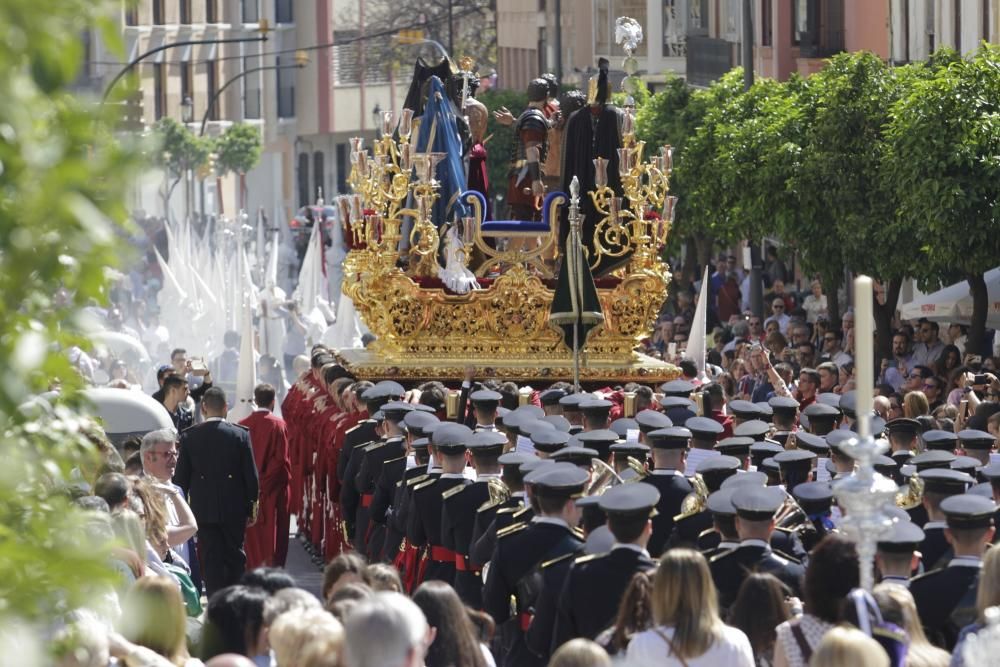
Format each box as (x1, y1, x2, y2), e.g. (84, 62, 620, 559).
(496, 0, 689, 92)
(82, 0, 409, 224)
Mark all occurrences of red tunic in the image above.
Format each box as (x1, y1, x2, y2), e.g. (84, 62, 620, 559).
(240, 409, 292, 569)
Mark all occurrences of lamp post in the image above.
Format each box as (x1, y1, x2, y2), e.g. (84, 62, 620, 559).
(181, 96, 194, 223)
(197, 51, 309, 221)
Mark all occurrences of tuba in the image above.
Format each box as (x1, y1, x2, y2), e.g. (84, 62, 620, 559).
(895, 473, 924, 510)
(775, 489, 807, 529)
(674, 474, 709, 521)
(585, 458, 622, 496)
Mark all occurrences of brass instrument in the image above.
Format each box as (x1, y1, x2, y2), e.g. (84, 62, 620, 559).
(775, 490, 807, 529)
(626, 456, 648, 481)
(674, 474, 709, 521)
(585, 458, 622, 496)
(895, 473, 924, 510)
(487, 477, 511, 506)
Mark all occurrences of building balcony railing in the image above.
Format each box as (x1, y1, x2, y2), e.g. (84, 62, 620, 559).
(686, 35, 734, 87)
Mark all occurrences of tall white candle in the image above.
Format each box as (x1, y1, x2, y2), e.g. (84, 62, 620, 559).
(854, 276, 874, 438)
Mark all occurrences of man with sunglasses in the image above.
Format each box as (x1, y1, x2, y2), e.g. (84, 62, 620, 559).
(764, 298, 790, 335)
(911, 319, 945, 368)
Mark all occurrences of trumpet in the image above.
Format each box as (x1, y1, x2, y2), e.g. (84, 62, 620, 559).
(775, 490, 807, 529)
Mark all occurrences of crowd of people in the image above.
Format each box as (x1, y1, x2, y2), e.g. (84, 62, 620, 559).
(56, 307, 1000, 666)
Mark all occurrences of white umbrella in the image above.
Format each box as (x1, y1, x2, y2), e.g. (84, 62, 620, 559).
(91, 331, 151, 364)
(83, 387, 173, 446)
(898, 267, 1000, 327)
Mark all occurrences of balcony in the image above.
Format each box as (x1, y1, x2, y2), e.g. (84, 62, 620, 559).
(686, 36, 734, 87)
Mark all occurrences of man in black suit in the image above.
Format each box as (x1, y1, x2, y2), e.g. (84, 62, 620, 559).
(709, 485, 805, 611)
(911, 493, 997, 649)
(550, 483, 659, 653)
(641, 426, 694, 556)
(174, 387, 259, 596)
(483, 463, 587, 667)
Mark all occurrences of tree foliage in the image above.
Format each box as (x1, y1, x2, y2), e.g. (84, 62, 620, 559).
(214, 122, 263, 176)
(0, 0, 145, 647)
(884, 44, 1000, 351)
(633, 47, 1000, 353)
(477, 86, 527, 203)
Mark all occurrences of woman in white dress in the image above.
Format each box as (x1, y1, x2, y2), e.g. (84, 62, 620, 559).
(626, 549, 755, 667)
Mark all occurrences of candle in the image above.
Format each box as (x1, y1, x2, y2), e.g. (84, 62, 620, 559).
(399, 109, 414, 138)
(381, 110, 394, 137)
(400, 143, 411, 170)
(854, 275, 874, 437)
(350, 137, 364, 152)
(593, 158, 608, 188)
(662, 145, 673, 172)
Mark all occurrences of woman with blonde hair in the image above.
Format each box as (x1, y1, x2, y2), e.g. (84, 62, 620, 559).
(872, 583, 949, 667)
(808, 626, 888, 667)
(269, 607, 345, 667)
(903, 391, 930, 419)
(626, 549, 754, 666)
(118, 576, 200, 666)
(549, 638, 612, 667)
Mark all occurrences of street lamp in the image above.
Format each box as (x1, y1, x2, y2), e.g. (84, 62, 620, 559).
(180, 96, 194, 223)
(102, 19, 271, 103)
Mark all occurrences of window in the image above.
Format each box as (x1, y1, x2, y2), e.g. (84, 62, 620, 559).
(313, 152, 325, 202)
(206, 0, 218, 24)
(125, 4, 138, 26)
(244, 56, 261, 119)
(793, 0, 807, 44)
(537, 27, 547, 74)
(953, 0, 961, 49)
(276, 0, 293, 23)
(761, 0, 773, 46)
(153, 63, 166, 119)
(277, 56, 295, 118)
(153, 0, 165, 25)
(298, 153, 310, 206)
(180, 0, 192, 24)
(983, 0, 991, 42)
(206, 60, 219, 121)
(242, 0, 259, 23)
(336, 143, 348, 194)
(595, 0, 611, 54)
(663, 0, 688, 56)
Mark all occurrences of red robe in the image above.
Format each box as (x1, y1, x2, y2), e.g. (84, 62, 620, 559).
(240, 409, 292, 569)
(322, 410, 361, 561)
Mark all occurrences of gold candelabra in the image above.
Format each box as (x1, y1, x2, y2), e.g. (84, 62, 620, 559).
(341, 109, 444, 278)
(588, 108, 678, 273)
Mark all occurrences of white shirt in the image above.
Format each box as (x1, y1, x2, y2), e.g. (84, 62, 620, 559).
(531, 516, 571, 530)
(611, 543, 651, 558)
(626, 623, 754, 667)
(949, 556, 983, 568)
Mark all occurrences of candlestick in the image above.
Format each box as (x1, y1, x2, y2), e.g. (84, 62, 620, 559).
(854, 276, 874, 437)
(381, 110, 394, 137)
(399, 108, 414, 138)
